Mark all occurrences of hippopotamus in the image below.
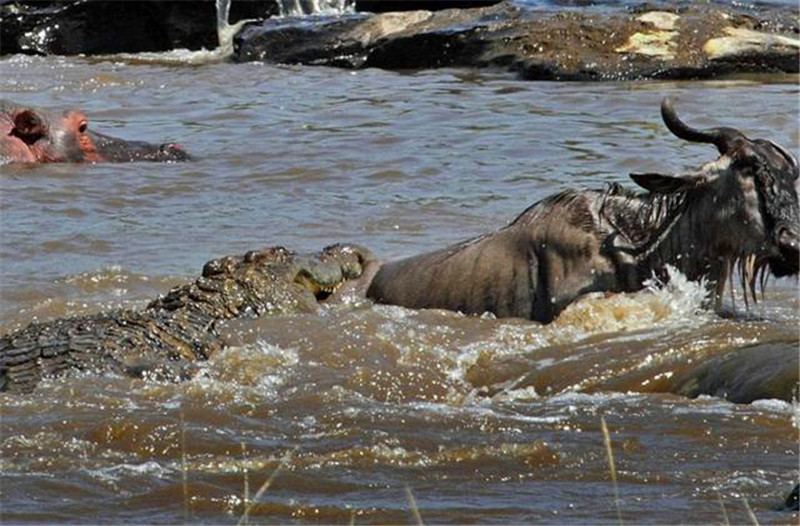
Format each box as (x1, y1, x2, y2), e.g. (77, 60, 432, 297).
(0, 99, 190, 164)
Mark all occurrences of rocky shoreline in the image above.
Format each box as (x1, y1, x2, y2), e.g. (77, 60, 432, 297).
(233, 2, 800, 80)
(2, 0, 797, 81)
(0, 0, 276, 55)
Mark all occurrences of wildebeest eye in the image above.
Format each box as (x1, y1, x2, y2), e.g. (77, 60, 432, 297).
(732, 148, 763, 172)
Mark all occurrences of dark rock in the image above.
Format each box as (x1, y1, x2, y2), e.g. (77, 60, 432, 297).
(672, 342, 799, 404)
(0, 0, 277, 56)
(235, 2, 516, 66)
(234, 14, 371, 66)
(355, 0, 502, 13)
(784, 484, 799, 512)
(233, 1, 800, 80)
(465, 336, 800, 404)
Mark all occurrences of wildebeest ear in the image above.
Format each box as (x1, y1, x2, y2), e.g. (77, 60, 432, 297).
(629, 172, 701, 194)
(11, 109, 46, 142)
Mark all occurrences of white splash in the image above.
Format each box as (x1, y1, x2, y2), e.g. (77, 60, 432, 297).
(87, 460, 172, 483)
(93, 0, 259, 65)
(449, 265, 713, 386)
(278, 0, 355, 17)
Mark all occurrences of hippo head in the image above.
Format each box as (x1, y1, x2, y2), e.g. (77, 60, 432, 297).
(1, 100, 191, 164)
(86, 130, 192, 163)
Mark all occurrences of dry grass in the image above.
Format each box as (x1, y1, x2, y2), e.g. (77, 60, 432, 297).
(742, 497, 759, 526)
(180, 408, 189, 523)
(718, 494, 730, 526)
(241, 442, 250, 526)
(236, 446, 298, 525)
(405, 485, 424, 526)
(173, 401, 769, 526)
(601, 416, 623, 525)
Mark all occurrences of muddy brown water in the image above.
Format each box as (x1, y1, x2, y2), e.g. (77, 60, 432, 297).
(0, 53, 798, 524)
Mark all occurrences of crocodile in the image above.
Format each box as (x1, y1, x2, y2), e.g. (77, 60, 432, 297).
(0, 243, 375, 393)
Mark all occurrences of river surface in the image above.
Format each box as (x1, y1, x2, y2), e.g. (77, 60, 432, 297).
(1, 38, 799, 524)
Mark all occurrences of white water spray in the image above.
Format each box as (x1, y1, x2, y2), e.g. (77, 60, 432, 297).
(214, 0, 255, 57)
(95, 0, 357, 65)
(96, 0, 259, 65)
(277, 0, 355, 17)
(217, 0, 233, 34)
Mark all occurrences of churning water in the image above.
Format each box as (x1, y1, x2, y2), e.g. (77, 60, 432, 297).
(0, 7, 798, 523)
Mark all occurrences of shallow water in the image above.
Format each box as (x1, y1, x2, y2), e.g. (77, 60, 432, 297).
(0, 50, 798, 524)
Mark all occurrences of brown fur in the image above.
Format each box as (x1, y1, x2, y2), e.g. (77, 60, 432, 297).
(367, 99, 799, 322)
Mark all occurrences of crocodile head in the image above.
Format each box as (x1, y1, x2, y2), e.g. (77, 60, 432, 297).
(151, 244, 378, 318)
(296, 243, 376, 302)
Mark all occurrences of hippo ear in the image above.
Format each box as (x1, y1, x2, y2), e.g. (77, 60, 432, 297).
(629, 172, 704, 194)
(11, 109, 46, 143)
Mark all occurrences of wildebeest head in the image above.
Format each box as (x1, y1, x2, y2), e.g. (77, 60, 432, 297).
(631, 98, 799, 301)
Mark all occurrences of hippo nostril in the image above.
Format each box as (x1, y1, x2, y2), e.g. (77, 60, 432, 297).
(158, 143, 191, 161)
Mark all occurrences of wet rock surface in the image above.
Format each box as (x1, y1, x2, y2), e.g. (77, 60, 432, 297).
(672, 341, 800, 404)
(3, 0, 796, 79)
(0, 0, 276, 55)
(464, 329, 800, 405)
(785, 484, 800, 512)
(234, 1, 800, 80)
(355, 0, 502, 13)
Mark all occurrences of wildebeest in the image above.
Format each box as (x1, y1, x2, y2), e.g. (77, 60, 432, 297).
(366, 98, 799, 322)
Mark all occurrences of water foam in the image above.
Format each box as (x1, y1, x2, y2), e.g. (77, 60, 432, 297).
(553, 265, 711, 336)
(95, 19, 252, 66)
(278, 0, 355, 17)
(91, 0, 257, 65)
(91, 0, 356, 66)
(209, 341, 299, 391)
(86, 460, 172, 484)
(449, 266, 713, 392)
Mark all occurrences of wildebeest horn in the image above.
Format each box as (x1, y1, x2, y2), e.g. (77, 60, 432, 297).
(661, 97, 744, 154)
(768, 140, 799, 171)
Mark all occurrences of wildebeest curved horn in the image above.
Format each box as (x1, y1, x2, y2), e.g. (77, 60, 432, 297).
(661, 97, 744, 154)
(768, 140, 799, 172)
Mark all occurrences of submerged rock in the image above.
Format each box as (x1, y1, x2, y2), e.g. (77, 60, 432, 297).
(234, 1, 799, 80)
(672, 342, 799, 404)
(785, 484, 799, 512)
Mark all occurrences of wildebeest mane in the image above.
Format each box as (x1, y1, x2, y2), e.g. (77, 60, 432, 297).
(599, 183, 690, 256)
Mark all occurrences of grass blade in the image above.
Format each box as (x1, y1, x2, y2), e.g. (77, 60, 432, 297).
(405, 485, 424, 526)
(742, 497, 759, 526)
(601, 416, 623, 526)
(237, 446, 298, 526)
(180, 408, 189, 523)
(241, 442, 250, 526)
(718, 494, 730, 526)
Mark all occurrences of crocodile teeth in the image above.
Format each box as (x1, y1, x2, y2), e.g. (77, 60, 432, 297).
(320, 282, 342, 294)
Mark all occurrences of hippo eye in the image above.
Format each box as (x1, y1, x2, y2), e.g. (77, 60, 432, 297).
(78, 121, 88, 134)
